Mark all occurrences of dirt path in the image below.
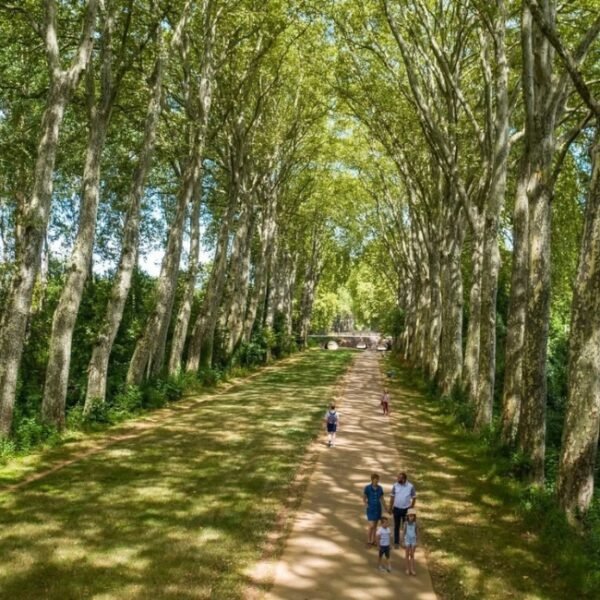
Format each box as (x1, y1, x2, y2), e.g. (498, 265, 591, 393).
(262, 350, 437, 600)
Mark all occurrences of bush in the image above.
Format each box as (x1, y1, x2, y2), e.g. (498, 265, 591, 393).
(154, 375, 185, 402)
(0, 437, 16, 461)
(437, 385, 476, 430)
(12, 415, 59, 453)
(111, 385, 143, 416)
(84, 401, 113, 425)
(236, 340, 266, 367)
(196, 367, 223, 387)
(508, 449, 533, 479)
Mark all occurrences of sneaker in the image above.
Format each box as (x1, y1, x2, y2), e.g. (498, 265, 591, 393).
(378, 566, 386, 572)
(386, 567, 392, 573)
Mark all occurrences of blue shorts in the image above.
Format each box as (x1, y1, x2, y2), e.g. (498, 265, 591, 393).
(379, 545, 390, 558)
(326, 423, 337, 433)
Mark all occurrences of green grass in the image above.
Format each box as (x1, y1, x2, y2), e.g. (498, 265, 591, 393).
(384, 355, 599, 600)
(0, 349, 354, 600)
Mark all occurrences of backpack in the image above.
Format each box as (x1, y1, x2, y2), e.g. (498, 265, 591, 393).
(327, 410, 338, 425)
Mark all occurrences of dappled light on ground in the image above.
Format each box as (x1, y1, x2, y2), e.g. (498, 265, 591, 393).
(260, 351, 436, 600)
(0, 351, 352, 600)
(387, 360, 571, 600)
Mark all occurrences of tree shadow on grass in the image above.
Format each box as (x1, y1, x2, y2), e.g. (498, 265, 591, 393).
(0, 350, 354, 600)
(386, 359, 581, 600)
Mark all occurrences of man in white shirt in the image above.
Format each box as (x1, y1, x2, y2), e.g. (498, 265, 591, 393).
(388, 471, 416, 548)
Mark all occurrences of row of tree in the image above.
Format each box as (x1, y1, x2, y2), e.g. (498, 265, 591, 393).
(0, 1, 348, 444)
(327, 0, 600, 523)
(1, 0, 598, 528)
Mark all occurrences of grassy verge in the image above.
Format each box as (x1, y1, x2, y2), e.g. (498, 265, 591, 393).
(0, 349, 354, 600)
(385, 355, 599, 600)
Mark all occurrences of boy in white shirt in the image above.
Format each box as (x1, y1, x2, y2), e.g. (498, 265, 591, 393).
(376, 515, 392, 573)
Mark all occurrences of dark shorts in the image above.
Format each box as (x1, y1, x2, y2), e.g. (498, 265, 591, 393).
(326, 423, 337, 433)
(379, 545, 390, 558)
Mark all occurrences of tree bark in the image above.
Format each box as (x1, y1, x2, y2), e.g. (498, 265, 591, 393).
(167, 179, 202, 376)
(474, 1, 510, 431)
(0, 0, 98, 437)
(126, 146, 200, 385)
(438, 222, 464, 397)
(84, 53, 164, 412)
(241, 193, 277, 344)
(463, 220, 484, 402)
(224, 205, 256, 357)
(185, 192, 238, 372)
(43, 10, 120, 427)
(515, 2, 558, 483)
(501, 161, 529, 445)
(426, 244, 442, 380)
(557, 127, 600, 521)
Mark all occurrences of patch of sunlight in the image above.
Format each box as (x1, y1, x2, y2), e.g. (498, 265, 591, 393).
(0, 549, 35, 576)
(163, 583, 212, 598)
(4, 520, 62, 538)
(198, 527, 223, 543)
(220, 430, 245, 443)
(92, 584, 146, 600)
(54, 541, 87, 562)
(481, 493, 503, 507)
(103, 447, 135, 459)
(504, 545, 536, 562)
(434, 471, 456, 479)
(89, 547, 151, 570)
(132, 484, 180, 500)
(452, 515, 481, 525)
(462, 563, 483, 589)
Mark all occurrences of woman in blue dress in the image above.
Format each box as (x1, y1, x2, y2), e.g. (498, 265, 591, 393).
(363, 472, 385, 547)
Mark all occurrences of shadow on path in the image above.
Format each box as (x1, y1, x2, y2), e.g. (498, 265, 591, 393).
(261, 351, 437, 600)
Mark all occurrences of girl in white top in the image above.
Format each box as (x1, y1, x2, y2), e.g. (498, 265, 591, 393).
(403, 508, 418, 575)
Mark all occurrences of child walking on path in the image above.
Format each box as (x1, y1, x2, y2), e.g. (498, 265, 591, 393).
(381, 388, 390, 415)
(376, 515, 392, 573)
(403, 508, 419, 575)
(324, 403, 339, 447)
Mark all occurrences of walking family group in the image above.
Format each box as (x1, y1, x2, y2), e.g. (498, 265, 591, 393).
(363, 471, 418, 575)
(323, 390, 418, 576)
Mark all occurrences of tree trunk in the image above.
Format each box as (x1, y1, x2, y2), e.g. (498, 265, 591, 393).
(501, 162, 529, 445)
(167, 179, 202, 376)
(439, 221, 464, 396)
(474, 4, 510, 431)
(474, 211, 502, 430)
(42, 109, 110, 428)
(185, 192, 238, 372)
(557, 128, 600, 521)
(42, 19, 121, 426)
(0, 0, 98, 437)
(241, 195, 277, 344)
(84, 55, 163, 411)
(426, 245, 442, 380)
(516, 2, 559, 483)
(126, 146, 200, 385)
(225, 207, 256, 357)
(298, 231, 323, 347)
(463, 219, 484, 402)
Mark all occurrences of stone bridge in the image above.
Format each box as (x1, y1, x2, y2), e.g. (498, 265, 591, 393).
(308, 332, 391, 350)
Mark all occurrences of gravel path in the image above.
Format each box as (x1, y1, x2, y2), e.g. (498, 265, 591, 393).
(263, 350, 437, 599)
